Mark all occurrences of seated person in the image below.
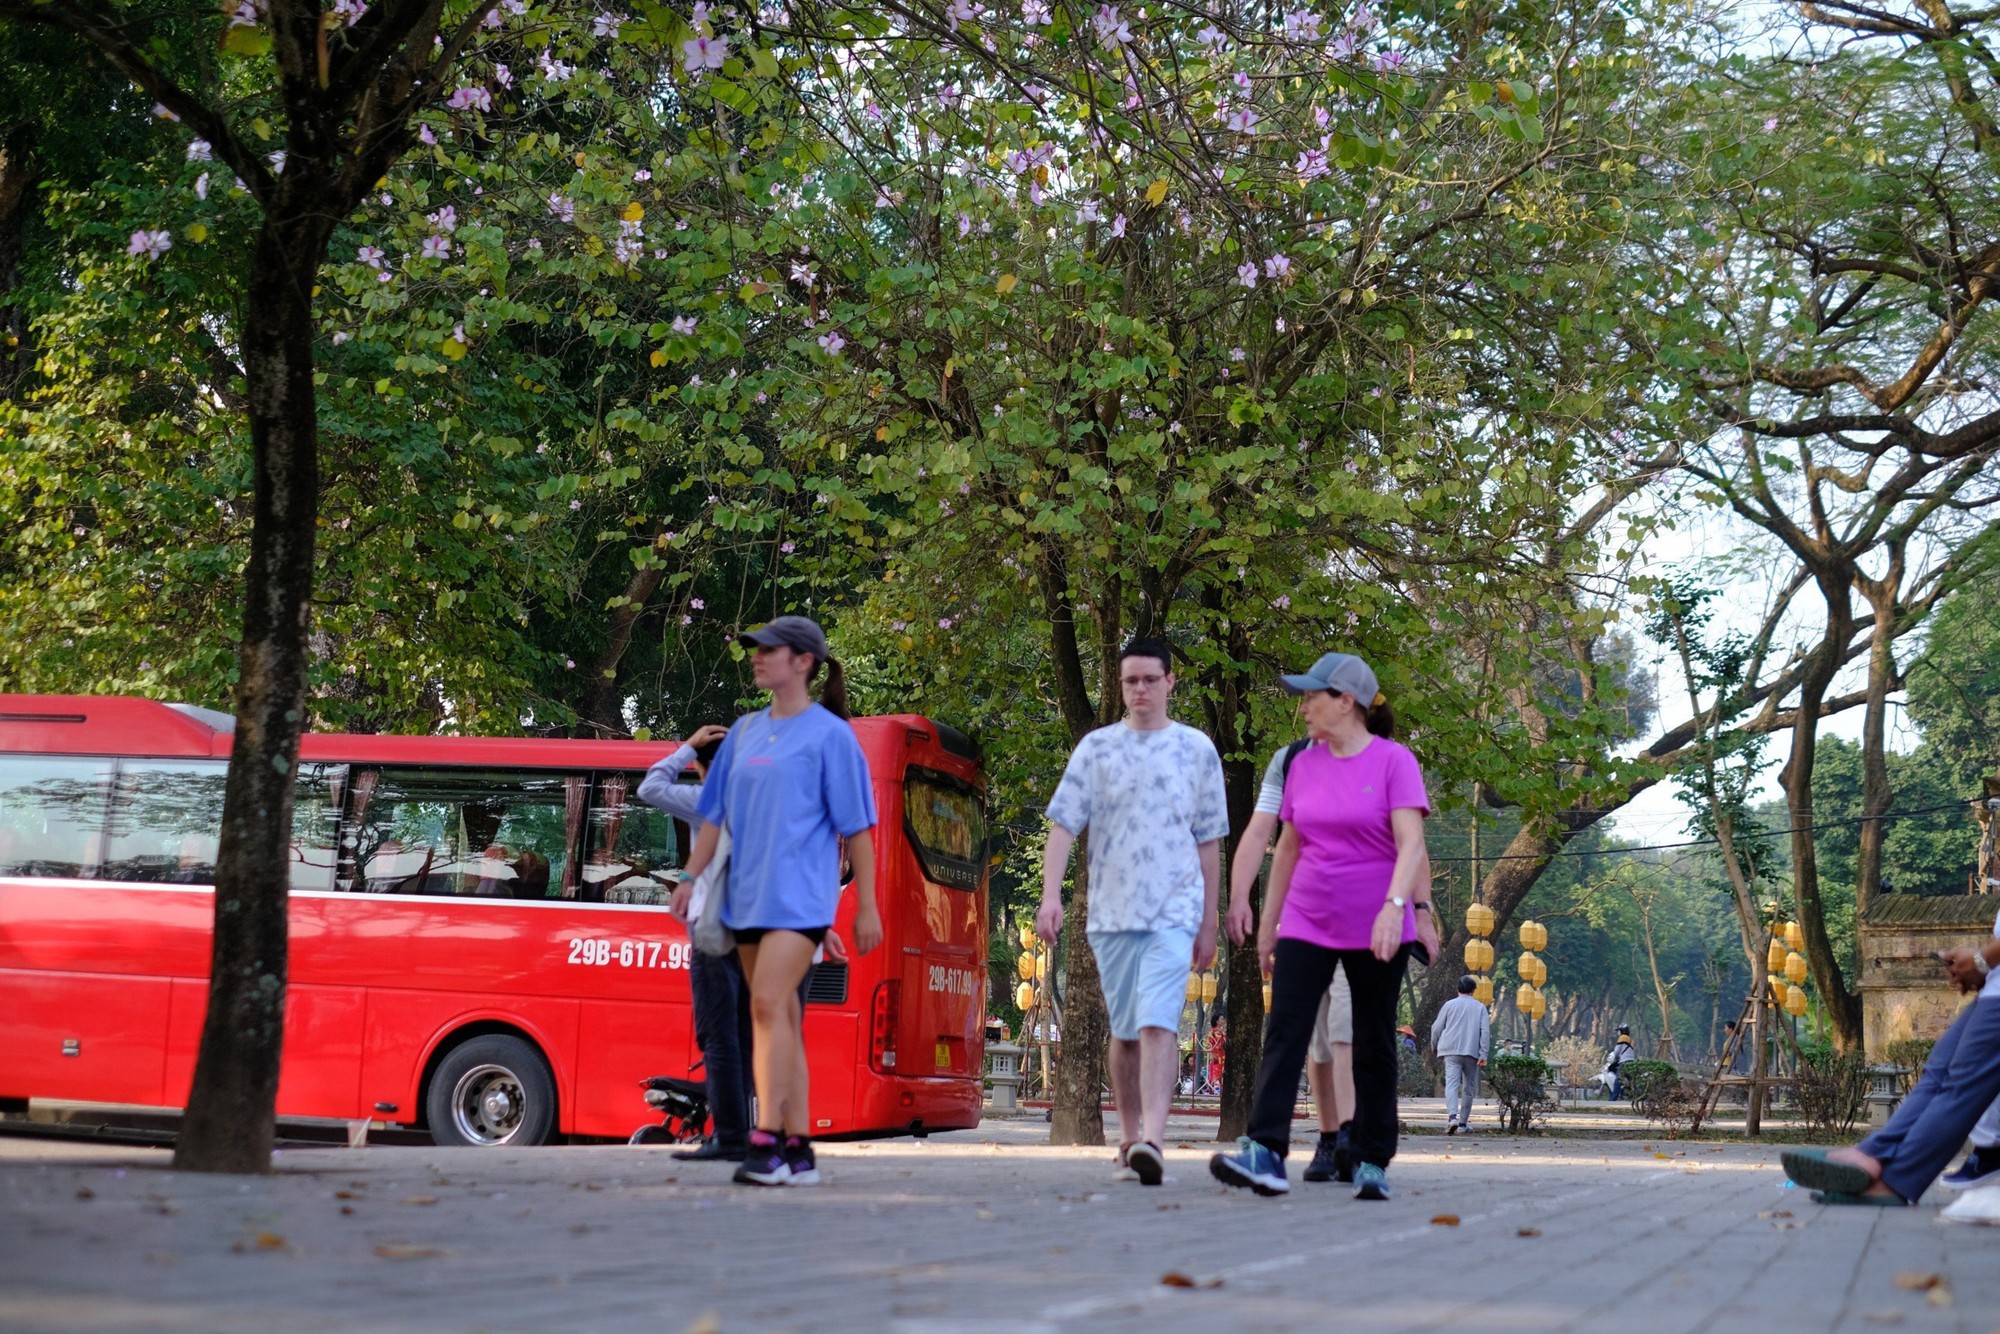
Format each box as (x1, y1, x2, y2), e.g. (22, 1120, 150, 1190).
(511, 848, 551, 900)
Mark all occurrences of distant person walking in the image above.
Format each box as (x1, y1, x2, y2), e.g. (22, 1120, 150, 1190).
(1432, 975, 1490, 1134)
(673, 616, 881, 1187)
(1212, 652, 1430, 1201)
(1037, 637, 1229, 1188)
(1604, 1026, 1636, 1100)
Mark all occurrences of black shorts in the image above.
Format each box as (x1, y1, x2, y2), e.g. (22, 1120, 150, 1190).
(733, 926, 829, 947)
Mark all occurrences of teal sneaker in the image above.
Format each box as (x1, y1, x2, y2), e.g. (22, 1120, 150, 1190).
(1209, 1137, 1290, 1196)
(1354, 1162, 1390, 1201)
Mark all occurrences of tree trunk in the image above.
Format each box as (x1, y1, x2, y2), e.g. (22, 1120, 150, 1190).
(0, 129, 37, 399)
(574, 538, 669, 738)
(1779, 584, 1865, 1051)
(1853, 567, 1902, 916)
(1048, 841, 1106, 1145)
(173, 207, 329, 1174)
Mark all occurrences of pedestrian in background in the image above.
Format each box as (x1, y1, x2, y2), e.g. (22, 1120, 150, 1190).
(1038, 637, 1229, 1188)
(673, 616, 881, 1187)
(1212, 652, 1430, 1202)
(635, 723, 740, 1160)
(1432, 974, 1490, 1134)
(1603, 1026, 1636, 1100)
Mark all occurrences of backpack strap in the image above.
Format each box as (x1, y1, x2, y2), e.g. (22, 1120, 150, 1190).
(1279, 737, 1311, 783)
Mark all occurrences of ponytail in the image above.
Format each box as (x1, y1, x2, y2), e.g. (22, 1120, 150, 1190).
(814, 655, 850, 719)
(1364, 695, 1395, 739)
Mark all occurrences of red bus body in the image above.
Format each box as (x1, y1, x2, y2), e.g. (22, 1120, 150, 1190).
(0, 696, 989, 1142)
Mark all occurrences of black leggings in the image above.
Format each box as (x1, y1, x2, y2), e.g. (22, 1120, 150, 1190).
(1248, 938, 1409, 1168)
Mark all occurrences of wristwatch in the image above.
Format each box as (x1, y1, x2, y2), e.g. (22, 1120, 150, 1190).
(1385, 895, 1407, 910)
(1976, 952, 1992, 976)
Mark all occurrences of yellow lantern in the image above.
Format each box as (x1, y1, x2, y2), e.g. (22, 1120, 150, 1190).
(1262, 981, 1273, 1012)
(1033, 954, 1047, 981)
(1465, 938, 1495, 972)
(1019, 925, 1037, 951)
(1519, 920, 1548, 952)
(1473, 975, 1495, 1005)
(1017, 953, 1037, 981)
(1185, 973, 1202, 1003)
(1784, 984, 1809, 1017)
(1519, 951, 1546, 988)
(1531, 957, 1549, 988)
(1516, 982, 1537, 1013)
(1785, 921, 1805, 952)
(1200, 973, 1218, 1005)
(1530, 989, 1548, 1021)
(1466, 902, 1496, 938)
(1767, 939, 1788, 974)
(1015, 981, 1035, 1011)
(1784, 951, 1809, 986)
(1770, 976, 1788, 1004)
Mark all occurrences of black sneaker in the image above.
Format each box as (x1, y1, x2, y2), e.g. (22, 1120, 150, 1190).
(782, 1136, 819, 1186)
(1302, 1135, 1341, 1182)
(1943, 1147, 2000, 1191)
(1127, 1141, 1164, 1186)
(1332, 1125, 1355, 1183)
(732, 1134, 790, 1187)
(671, 1137, 747, 1162)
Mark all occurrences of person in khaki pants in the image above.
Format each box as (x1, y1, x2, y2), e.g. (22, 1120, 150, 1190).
(1431, 974, 1490, 1134)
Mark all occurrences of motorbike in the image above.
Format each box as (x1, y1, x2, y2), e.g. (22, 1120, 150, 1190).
(628, 1067, 710, 1146)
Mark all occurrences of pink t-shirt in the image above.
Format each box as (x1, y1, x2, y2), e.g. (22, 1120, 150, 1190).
(1276, 737, 1431, 951)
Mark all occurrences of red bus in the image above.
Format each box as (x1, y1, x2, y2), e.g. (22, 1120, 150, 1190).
(0, 696, 989, 1145)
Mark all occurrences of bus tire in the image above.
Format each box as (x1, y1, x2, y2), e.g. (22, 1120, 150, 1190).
(425, 1034, 557, 1148)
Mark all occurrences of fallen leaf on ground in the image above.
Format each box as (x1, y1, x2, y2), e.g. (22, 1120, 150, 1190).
(1925, 1287, 1952, 1307)
(1430, 1214, 1461, 1226)
(1160, 1272, 1197, 1288)
(400, 1195, 438, 1206)
(334, 1190, 357, 1199)
(1893, 1272, 1943, 1291)
(1516, 1227, 1541, 1237)
(255, 1232, 286, 1250)
(975, 1209, 997, 1221)
(686, 1311, 722, 1334)
(373, 1243, 443, 1260)
(74, 1187, 93, 1200)
(1756, 1209, 1793, 1219)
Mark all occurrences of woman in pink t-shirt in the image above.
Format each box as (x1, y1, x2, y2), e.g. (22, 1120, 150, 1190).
(1211, 652, 1432, 1202)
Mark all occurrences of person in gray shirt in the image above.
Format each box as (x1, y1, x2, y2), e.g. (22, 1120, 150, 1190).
(1431, 975, 1491, 1134)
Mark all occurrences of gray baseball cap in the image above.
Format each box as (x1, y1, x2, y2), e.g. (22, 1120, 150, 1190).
(1280, 651, 1380, 704)
(739, 614, 829, 660)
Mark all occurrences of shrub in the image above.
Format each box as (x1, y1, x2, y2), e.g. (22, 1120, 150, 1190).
(1488, 1054, 1553, 1133)
(1883, 1037, 1936, 1094)
(1622, 1059, 1680, 1105)
(1398, 1043, 1435, 1098)
(1794, 1048, 1868, 1137)
(1542, 1035, 1603, 1088)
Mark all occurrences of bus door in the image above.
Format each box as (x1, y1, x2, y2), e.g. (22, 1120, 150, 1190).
(889, 766, 989, 1085)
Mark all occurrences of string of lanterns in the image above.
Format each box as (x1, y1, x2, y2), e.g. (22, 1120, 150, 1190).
(1014, 925, 1049, 1014)
(1767, 918, 1810, 1018)
(1464, 900, 1497, 1005)
(1515, 918, 1549, 1028)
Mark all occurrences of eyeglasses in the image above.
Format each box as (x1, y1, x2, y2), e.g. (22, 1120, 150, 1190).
(1120, 674, 1167, 687)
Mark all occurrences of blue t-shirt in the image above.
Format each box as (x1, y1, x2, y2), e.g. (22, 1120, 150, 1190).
(696, 704, 877, 930)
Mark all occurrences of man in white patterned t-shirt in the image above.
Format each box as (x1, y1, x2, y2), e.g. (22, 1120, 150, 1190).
(1036, 637, 1229, 1187)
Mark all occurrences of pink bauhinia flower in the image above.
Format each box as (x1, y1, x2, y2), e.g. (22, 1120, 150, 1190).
(127, 229, 172, 259)
(682, 33, 727, 72)
(1236, 261, 1258, 287)
(1091, 4, 1131, 46)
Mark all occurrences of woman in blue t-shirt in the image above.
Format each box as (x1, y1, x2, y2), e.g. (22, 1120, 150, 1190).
(674, 615, 881, 1187)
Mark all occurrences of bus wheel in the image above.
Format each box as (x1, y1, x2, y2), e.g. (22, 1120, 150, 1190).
(426, 1035, 557, 1147)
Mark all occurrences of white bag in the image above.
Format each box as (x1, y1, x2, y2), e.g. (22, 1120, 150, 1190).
(689, 824, 735, 957)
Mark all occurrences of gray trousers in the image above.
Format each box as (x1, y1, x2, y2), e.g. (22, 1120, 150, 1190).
(1861, 996, 2000, 1200)
(1443, 1054, 1480, 1126)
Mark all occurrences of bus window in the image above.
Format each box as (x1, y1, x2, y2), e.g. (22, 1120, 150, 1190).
(583, 772, 681, 906)
(344, 769, 583, 899)
(0, 757, 112, 878)
(291, 763, 343, 892)
(902, 769, 987, 891)
(101, 761, 226, 883)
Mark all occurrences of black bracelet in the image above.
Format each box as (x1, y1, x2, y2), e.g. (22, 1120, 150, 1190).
(1413, 902, 1431, 912)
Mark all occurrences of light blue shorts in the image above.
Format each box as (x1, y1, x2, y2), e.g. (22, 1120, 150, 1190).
(1089, 928, 1195, 1040)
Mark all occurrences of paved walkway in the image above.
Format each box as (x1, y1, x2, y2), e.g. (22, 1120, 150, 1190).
(1, 1114, 1993, 1333)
